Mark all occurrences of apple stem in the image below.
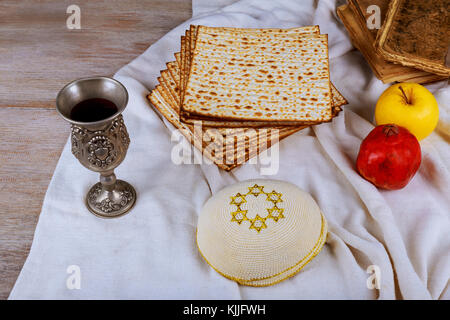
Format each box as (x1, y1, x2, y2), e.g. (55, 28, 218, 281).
(399, 86, 411, 104)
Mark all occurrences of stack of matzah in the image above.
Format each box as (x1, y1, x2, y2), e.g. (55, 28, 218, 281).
(148, 25, 347, 171)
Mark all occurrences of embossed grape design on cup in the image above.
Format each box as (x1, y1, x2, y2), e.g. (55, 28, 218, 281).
(56, 77, 136, 218)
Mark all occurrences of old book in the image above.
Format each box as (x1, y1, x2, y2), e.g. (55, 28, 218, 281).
(350, 0, 389, 37)
(337, 3, 447, 83)
(376, 0, 450, 76)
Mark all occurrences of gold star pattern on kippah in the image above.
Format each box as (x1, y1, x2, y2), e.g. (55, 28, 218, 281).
(230, 192, 247, 206)
(229, 184, 284, 233)
(266, 190, 283, 205)
(249, 214, 267, 232)
(248, 184, 265, 197)
(231, 208, 248, 224)
(267, 206, 285, 222)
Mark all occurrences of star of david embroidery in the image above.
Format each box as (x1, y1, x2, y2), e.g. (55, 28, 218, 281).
(249, 214, 267, 232)
(231, 208, 248, 224)
(267, 206, 285, 222)
(229, 184, 285, 233)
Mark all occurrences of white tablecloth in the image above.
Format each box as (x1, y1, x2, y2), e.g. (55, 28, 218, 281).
(9, 0, 450, 299)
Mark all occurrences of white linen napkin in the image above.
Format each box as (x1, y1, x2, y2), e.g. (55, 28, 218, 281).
(9, 0, 450, 299)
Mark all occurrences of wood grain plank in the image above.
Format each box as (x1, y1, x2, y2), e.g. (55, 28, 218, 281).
(0, 0, 192, 299)
(0, 0, 192, 108)
(0, 107, 69, 299)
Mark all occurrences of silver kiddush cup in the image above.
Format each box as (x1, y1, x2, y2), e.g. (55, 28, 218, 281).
(56, 77, 136, 218)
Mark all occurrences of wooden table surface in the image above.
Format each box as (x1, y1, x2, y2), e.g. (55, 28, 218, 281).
(0, 0, 191, 299)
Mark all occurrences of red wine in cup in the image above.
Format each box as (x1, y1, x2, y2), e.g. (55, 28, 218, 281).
(70, 98, 118, 122)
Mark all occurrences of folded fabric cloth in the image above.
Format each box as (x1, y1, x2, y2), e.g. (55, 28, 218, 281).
(9, 0, 450, 299)
(435, 86, 450, 138)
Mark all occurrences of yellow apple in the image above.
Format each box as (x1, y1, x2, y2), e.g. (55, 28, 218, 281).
(375, 83, 439, 140)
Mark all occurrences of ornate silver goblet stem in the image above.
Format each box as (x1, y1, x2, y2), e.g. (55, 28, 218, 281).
(57, 77, 137, 218)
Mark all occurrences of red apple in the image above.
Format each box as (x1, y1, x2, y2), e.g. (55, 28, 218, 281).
(356, 124, 421, 190)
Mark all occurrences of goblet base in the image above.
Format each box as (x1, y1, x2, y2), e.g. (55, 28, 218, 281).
(86, 180, 136, 218)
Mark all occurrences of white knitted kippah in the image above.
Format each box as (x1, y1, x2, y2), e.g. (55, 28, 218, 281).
(196, 179, 327, 287)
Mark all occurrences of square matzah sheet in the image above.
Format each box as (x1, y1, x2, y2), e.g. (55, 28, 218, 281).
(181, 26, 333, 124)
(179, 25, 345, 127)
